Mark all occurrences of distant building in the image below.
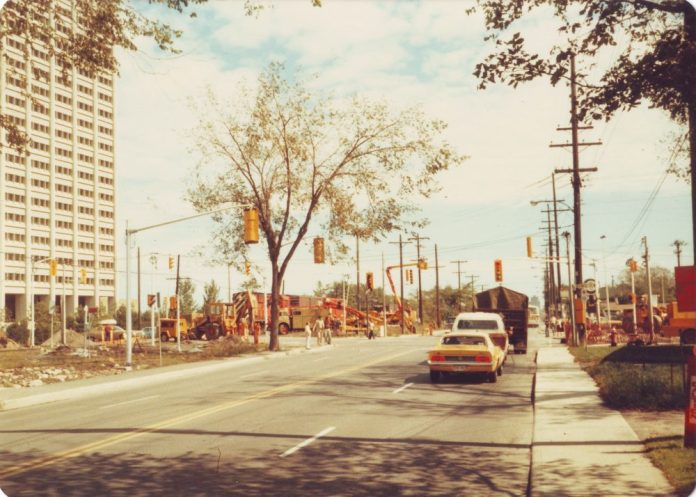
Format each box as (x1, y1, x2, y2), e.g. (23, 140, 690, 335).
(0, 0, 116, 321)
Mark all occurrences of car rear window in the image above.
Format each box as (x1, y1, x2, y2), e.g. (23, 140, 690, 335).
(456, 320, 498, 330)
(443, 336, 486, 346)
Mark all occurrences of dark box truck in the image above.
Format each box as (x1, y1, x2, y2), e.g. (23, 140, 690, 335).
(474, 286, 529, 354)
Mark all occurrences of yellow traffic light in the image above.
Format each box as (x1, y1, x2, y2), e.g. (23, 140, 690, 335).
(526, 237, 533, 258)
(313, 237, 325, 264)
(243, 208, 259, 244)
(494, 259, 503, 282)
(245, 261, 251, 275)
(80, 268, 87, 284)
(417, 259, 428, 270)
(168, 256, 174, 270)
(366, 272, 374, 291)
(628, 258, 637, 272)
(49, 259, 57, 277)
(169, 296, 177, 309)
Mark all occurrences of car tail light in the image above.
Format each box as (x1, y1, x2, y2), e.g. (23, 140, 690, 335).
(475, 355, 490, 363)
(430, 354, 446, 362)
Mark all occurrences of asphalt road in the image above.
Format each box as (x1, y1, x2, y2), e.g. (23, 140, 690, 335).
(0, 332, 542, 497)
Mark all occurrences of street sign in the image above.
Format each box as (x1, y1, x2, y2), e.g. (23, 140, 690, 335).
(583, 278, 597, 294)
(88, 306, 98, 314)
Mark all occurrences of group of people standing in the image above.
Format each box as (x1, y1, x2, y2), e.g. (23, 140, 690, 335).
(305, 316, 332, 349)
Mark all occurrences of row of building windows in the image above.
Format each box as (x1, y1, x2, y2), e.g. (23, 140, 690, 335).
(7, 196, 114, 217)
(4, 158, 112, 185)
(5, 212, 24, 222)
(5, 233, 25, 242)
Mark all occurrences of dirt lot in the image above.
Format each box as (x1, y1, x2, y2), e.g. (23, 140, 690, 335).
(0, 329, 266, 388)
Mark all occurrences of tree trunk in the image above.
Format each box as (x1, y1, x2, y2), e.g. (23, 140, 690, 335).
(268, 263, 280, 351)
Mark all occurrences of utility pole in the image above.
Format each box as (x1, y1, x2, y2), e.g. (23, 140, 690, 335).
(552, 174, 562, 309)
(642, 236, 655, 343)
(137, 247, 142, 330)
(409, 234, 429, 324)
(451, 259, 467, 310)
(435, 244, 441, 328)
(673, 240, 686, 267)
(399, 235, 404, 334)
(469, 274, 478, 310)
(541, 207, 556, 316)
(552, 52, 601, 342)
(356, 235, 360, 314)
(389, 235, 409, 334)
(563, 231, 577, 346)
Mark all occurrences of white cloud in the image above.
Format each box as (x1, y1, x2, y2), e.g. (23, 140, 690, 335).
(114, 0, 692, 306)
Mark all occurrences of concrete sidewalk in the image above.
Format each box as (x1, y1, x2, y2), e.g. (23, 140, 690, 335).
(532, 346, 677, 497)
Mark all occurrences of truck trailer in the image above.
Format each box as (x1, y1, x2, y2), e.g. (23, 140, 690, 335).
(474, 286, 529, 354)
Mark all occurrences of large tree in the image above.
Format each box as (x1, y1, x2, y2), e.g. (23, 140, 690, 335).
(189, 63, 463, 351)
(201, 278, 220, 309)
(473, 0, 696, 257)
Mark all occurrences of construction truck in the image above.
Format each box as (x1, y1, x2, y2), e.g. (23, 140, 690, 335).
(662, 265, 696, 343)
(474, 286, 529, 354)
(189, 301, 237, 340)
(158, 317, 189, 342)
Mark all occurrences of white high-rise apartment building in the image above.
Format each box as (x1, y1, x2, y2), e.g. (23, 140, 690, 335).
(0, 0, 116, 322)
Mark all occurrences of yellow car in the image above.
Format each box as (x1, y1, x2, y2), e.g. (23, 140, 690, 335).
(427, 331, 505, 383)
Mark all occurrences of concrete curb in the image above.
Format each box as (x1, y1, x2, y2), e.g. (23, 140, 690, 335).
(0, 344, 330, 412)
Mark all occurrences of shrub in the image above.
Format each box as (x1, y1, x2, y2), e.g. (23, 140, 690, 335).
(6, 320, 29, 345)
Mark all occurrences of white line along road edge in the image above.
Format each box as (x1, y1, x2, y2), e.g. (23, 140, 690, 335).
(280, 427, 336, 458)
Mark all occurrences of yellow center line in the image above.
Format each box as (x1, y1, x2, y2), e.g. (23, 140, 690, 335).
(1, 348, 414, 479)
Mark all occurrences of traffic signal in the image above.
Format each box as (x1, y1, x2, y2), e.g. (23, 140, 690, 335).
(168, 256, 174, 270)
(417, 259, 428, 270)
(366, 272, 374, 291)
(169, 296, 177, 310)
(313, 237, 325, 264)
(243, 208, 259, 244)
(628, 258, 638, 272)
(526, 237, 533, 258)
(79, 268, 87, 284)
(147, 294, 156, 307)
(49, 259, 57, 277)
(245, 261, 251, 275)
(494, 259, 503, 282)
(406, 269, 413, 284)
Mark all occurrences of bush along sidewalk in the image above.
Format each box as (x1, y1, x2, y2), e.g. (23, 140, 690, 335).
(569, 345, 695, 496)
(570, 345, 688, 410)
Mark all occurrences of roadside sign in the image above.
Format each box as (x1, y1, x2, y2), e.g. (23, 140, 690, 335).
(88, 306, 98, 314)
(583, 279, 597, 294)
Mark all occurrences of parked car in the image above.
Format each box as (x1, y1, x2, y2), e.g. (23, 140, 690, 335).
(139, 326, 155, 339)
(452, 312, 510, 360)
(427, 331, 505, 383)
(87, 322, 126, 342)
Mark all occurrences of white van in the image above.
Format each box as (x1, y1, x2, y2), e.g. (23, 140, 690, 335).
(452, 312, 510, 358)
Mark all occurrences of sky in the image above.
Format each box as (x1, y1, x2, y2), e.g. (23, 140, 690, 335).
(111, 0, 692, 310)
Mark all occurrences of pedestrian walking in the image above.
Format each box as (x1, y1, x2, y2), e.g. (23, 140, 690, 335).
(367, 320, 375, 340)
(323, 316, 332, 345)
(304, 322, 312, 349)
(314, 317, 325, 346)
